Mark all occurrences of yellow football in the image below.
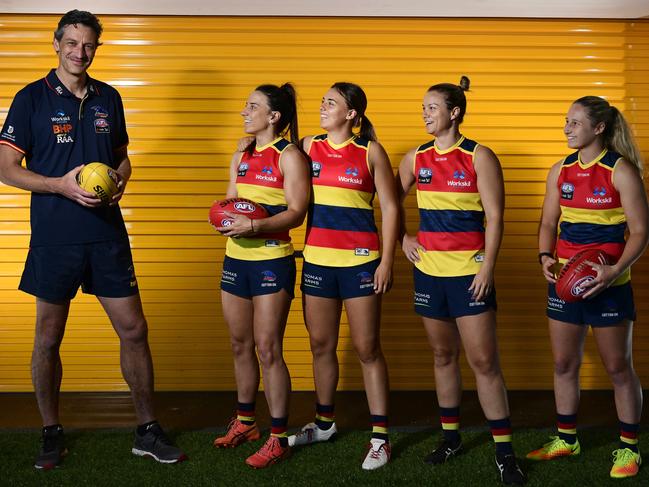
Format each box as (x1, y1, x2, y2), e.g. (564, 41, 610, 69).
(76, 162, 119, 205)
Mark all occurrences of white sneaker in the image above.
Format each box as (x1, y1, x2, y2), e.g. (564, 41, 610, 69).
(287, 422, 337, 447)
(362, 439, 391, 470)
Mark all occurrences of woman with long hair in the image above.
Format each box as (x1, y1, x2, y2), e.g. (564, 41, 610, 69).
(212, 83, 310, 469)
(287, 82, 399, 470)
(396, 77, 526, 485)
(528, 96, 647, 479)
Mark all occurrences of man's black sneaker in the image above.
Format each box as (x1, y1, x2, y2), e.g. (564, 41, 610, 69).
(132, 422, 188, 464)
(34, 424, 67, 470)
(495, 453, 526, 485)
(424, 438, 463, 464)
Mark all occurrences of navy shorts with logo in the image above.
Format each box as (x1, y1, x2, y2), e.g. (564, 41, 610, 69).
(19, 238, 139, 303)
(413, 268, 496, 319)
(221, 255, 296, 299)
(547, 282, 635, 326)
(301, 260, 379, 299)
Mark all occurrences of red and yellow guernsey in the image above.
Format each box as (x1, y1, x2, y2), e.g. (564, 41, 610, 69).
(226, 137, 293, 261)
(414, 136, 485, 277)
(303, 134, 380, 267)
(557, 148, 629, 286)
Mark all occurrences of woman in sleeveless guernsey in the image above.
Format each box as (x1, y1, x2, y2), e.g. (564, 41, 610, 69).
(527, 97, 647, 479)
(287, 82, 398, 470)
(396, 77, 526, 485)
(212, 83, 310, 468)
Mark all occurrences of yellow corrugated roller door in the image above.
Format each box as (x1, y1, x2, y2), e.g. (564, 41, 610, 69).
(0, 16, 647, 391)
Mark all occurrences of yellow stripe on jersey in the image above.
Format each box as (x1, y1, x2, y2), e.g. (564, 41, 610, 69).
(415, 249, 484, 277)
(236, 183, 286, 207)
(226, 237, 293, 261)
(416, 190, 483, 212)
(560, 206, 625, 225)
(312, 185, 374, 209)
(302, 245, 380, 267)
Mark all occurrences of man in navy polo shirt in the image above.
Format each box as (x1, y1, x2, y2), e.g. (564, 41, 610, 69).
(0, 10, 186, 469)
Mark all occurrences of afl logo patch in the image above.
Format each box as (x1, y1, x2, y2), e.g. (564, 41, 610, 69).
(94, 118, 110, 133)
(561, 182, 574, 200)
(312, 161, 322, 178)
(233, 201, 255, 213)
(237, 163, 249, 177)
(418, 168, 432, 184)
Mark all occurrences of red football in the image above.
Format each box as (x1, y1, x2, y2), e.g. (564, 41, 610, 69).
(208, 198, 268, 231)
(555, 248, 610, 302)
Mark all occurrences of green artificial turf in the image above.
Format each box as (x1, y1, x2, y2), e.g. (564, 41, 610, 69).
(0, 428, 645, 486)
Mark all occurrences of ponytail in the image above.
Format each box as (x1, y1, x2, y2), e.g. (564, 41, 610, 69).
(358, 114, 377, 142)
(574, 96, 643, 176)
(331, 81, 377, 142)
(609, 107, 644, 176)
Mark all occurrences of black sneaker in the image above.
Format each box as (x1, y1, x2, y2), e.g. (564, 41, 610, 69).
(132, 422, 188, 464)
(34, 424, 67, 470)
(424, 438, 463, 464)
(495, 453, 526, 485)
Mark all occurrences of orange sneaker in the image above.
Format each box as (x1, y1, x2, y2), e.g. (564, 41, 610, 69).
(213, 418, 260, 448)
(245, 436, 290, 469)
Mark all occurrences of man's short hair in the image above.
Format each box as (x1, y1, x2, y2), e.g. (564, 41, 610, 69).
(54, 10, 103, 45)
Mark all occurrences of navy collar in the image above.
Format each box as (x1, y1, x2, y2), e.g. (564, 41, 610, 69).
(44, 69, 99, 98)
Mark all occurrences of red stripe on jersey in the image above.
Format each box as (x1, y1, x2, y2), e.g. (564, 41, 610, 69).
(418, 231, 484, 252)
(305, 227, 380, 250)
(556, 240, 624, 261)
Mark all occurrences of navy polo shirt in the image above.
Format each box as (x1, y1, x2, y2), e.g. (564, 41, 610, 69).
(0, 69, 128, 246)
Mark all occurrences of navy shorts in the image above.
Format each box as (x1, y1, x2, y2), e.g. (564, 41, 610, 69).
(19, 239, 139, 303)
(221, 255, 296, 299)
(301, 260, 379, 299)
(413, 268, 496, 319)
(547, 282, 636, 326)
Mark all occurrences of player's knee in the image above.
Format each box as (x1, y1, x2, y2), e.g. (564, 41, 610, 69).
(34, 318, 65, 351)
(432, 347, 459, 368)
(553, 357, 580, 377)
(117, 316, 148, 344)
(256, 340, 282, 368)
(309, 334, 336, 357)
(468, 353, 499, 377)
(354, 342, 381, 364)
(604, 358, 633, 385)
(230, 337, 254, 357)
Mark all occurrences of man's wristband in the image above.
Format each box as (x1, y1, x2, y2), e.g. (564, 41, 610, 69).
(538, 251, 554, 264)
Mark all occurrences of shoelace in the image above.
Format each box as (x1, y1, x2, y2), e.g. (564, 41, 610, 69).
(612, 448, 635, 464)
(257, 438, 277, 456)
(368, 444, 385, 459)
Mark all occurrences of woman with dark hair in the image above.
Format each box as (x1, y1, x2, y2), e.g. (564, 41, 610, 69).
(212, 83, 310, 469)
(396, 77, 525, 485)
(528, 96, 647, 479)
(287, 82, 398, 470)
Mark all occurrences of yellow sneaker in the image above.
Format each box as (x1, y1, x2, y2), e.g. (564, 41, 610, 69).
(526, 436, 580, 460)
(610, 448, 641, 479)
